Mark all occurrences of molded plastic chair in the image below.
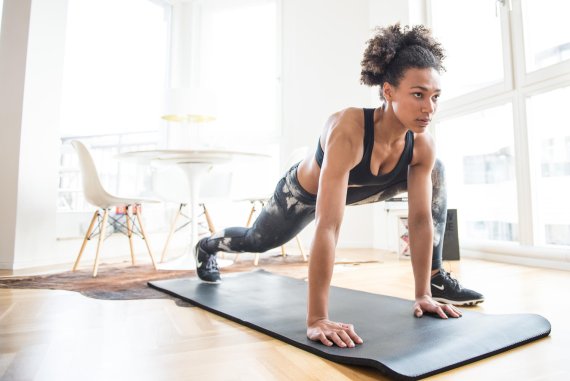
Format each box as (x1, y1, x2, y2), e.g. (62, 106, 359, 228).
(235, 146, 309, 265)
(71, 140, 159, 277)
(151, 165, 231, 262)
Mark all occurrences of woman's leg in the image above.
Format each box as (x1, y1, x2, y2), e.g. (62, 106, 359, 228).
(200, 164, 316, 255)
(345, 159, 447, 270)
(430, 159, 447, 270)
(346, 159, 483, 304)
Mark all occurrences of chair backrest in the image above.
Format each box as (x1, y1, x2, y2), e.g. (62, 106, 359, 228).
(151, 164, 234, 203)
(71, 140, 110, 208)
(286, 146, 308, 168)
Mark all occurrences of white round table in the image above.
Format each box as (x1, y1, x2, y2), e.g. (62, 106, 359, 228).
(116, 149, 270, 269)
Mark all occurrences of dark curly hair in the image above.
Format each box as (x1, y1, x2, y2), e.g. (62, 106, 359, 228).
(360, 24, 445, 101)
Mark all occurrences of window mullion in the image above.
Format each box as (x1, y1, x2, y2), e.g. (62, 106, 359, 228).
(500, 0, 515, 92)
(511, 91, 535, 245)
(508, 0, 527, 88)
(508, 0, 537, 246)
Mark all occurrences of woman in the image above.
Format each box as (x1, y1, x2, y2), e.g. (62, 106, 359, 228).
(194, 24, 484, 348)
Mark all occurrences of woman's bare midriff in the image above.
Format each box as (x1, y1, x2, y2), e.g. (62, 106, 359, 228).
(296, 157, 321, 196)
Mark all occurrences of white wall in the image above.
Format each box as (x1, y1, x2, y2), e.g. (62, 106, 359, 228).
(280, 0, 375, 248)
(0, 0, 68, 269)
(0, 0, 31, 269)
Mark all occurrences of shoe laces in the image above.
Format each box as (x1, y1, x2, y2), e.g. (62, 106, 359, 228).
(206, 254, 219, 272)
(440, 270, 461, 290)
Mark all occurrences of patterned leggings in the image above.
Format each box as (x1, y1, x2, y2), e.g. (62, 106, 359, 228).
(201, 160, 447, 270)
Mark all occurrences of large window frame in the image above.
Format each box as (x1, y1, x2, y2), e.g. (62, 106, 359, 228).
(427, 0, 570, 259)
(57, 0, 172, 238)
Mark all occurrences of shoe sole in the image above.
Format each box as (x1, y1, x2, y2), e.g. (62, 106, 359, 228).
(432, 297, 484, 307)
(194, 243, 222, 284)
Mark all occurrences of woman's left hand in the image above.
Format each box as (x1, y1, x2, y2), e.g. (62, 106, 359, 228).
(413, 295, 462, 319)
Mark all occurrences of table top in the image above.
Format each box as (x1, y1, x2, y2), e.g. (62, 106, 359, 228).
(116, 148, 270, 164)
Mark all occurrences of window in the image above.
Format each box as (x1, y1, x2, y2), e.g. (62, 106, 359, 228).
(521, 0, 570, 72)
(183, 0, 280, 200)
(195, 0, 279, 146)
(58, 0, 169, 214)
(430, 0, 570, 250)
(60, 0, 168, 137)
(430, 0, 505, 99)
(437, 104, 518, 243)
(526, 87, 570, 246)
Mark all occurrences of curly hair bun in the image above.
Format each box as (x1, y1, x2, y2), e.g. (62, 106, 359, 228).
(360, 23, 445, 88)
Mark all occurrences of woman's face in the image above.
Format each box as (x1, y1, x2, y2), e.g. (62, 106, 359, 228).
(383, 67, 441, 133)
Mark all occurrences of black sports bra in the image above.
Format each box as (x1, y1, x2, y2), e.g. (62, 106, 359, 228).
(314, 108, 414, 186)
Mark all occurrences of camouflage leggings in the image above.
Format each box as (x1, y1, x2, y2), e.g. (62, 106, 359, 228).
(201, 160, 447, 270)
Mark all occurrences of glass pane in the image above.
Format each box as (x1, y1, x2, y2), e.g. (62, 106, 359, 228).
(436, 104, 518, 243)
(527, 87, 570, 246)
(199, 0, 278, 146)
(522, 0, 570, 72)
(430, 0, 504, 99)
(58, 0, 168, 215)
(60, 0, 168, 136)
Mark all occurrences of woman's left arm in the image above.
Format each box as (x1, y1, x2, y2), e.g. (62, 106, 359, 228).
(407, 134, 461, 319)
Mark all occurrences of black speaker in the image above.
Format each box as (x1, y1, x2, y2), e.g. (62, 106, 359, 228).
(442, 209, 460, 260)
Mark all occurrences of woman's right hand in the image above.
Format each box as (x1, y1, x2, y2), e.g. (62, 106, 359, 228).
(307, 318, 363, 348)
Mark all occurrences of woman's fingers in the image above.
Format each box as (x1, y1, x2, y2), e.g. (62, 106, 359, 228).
(443, 304, 462, 318)
(318, 332, 333, 347)
(308, 321, 362, 348)
(329, 332, 347, 348)
(414, 305, 423, 317)
(337, 329, 355, 348)
(414, 298, 463, 319)
(342, 323, 364, 344)
(434, 305, 449, 319)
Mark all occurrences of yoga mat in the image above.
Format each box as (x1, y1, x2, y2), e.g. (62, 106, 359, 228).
(149, 270, 550, 380)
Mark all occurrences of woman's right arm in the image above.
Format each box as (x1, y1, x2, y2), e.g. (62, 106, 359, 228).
(306, 111, 363, 348)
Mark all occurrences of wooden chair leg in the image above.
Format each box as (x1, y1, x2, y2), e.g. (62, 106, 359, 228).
(92, 209, 109, 277)
(201, 203, 224, 258)
(245, 204, 256, 227)
(73, 210, 99, 272)
(296, 235, 307, 262)
(161, 204, 184, 263)
(126, 205, 136, 266)
(201, 203, 216, 233)
(135, 207, 157, 270)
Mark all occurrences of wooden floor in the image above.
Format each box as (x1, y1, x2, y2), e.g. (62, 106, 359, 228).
(1, 249, 569, 380)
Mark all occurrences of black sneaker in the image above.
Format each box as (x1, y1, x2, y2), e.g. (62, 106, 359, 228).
(194, 238, 221, 283)
(430, 269, 484, 306)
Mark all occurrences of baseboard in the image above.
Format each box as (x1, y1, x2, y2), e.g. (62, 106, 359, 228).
(462, 248, 570, 271)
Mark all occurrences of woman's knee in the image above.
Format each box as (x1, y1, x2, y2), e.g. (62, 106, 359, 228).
(430, 158, 447, 217)
(245, 229, 284, 253)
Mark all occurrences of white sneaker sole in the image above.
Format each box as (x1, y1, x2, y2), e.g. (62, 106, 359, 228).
(432, 297, 484, 307)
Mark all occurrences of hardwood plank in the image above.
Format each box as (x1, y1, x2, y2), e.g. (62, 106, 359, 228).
(0, 250, 568, 380)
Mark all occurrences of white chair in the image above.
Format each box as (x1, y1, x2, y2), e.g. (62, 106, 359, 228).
(152, 165, 232, 263)
(235, 146, 309, 265)
(71, 140, 159, 277)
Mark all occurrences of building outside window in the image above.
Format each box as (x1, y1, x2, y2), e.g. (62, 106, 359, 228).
(429, 0, 570, 251)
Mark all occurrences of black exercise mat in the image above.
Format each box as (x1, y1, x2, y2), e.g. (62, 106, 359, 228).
(148, 270, 551, 380)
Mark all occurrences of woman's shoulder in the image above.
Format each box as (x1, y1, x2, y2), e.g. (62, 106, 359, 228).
(410, 131, 436, 166)
(328, 107, 365, 125)
(320, 108, 366, 171)
(325, 107, 366, 139)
